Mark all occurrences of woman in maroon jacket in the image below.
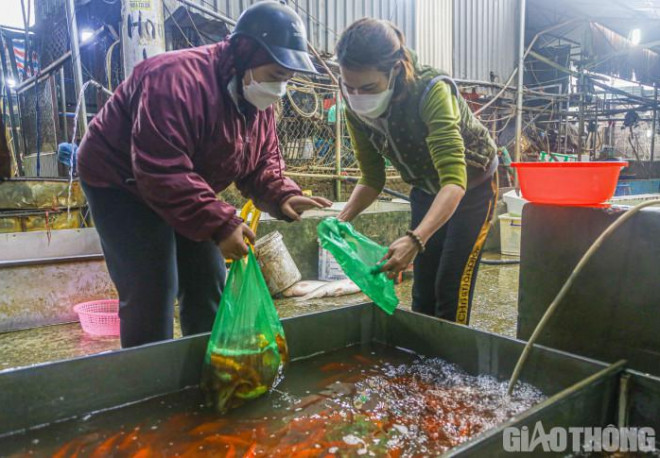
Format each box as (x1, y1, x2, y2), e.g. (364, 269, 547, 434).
(77, 2, 331, 348)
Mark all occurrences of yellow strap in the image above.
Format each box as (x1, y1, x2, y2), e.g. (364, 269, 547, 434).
(227, 200, 261, 264)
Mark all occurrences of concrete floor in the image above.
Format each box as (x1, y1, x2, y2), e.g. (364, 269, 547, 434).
(0, 256, 519, 372)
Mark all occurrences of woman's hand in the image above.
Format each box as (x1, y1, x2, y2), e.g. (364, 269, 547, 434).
(337, 185, 381, 222)
(280, 195, 332, 221)
(217, 223, 256, 260)
(380, 235, 419, 279)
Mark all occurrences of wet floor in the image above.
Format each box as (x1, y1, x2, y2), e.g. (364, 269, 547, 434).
(0, 255, 519, 371)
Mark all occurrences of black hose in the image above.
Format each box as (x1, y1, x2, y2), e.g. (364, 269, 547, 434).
(343, 176, 410, 201)
(480, 258, 520, 265)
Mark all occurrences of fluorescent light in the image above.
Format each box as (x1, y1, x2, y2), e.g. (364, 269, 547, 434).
(631, 29, 641, 45)
(80, 29, 94, 43)
(6, 78, 16, 88)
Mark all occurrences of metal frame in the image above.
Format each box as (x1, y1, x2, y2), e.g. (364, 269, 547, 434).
(0, 304, 611, 437)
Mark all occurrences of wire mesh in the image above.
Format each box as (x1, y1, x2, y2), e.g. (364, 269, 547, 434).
(276, 78, 358, 172)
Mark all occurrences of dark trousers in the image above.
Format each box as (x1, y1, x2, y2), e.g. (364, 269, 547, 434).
(410, 176, 497, 324)
(82, 182, 226, 348)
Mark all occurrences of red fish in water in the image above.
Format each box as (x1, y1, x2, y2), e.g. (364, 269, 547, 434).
(291, 449, 324, 458)
(243, 443, 258, 458)
(52, 440, 79, 458)
(352, 354, 375, 366)
(189, 419, 228, 436)
(387, 448, 402, 458)
(90, 432, 123, 458)
(132, 445, 155, 458)
(117, 427, 141, 451)
(52, 441, 76, 458)
(203, 434, 252, 448)
(319, 362, 353, 373)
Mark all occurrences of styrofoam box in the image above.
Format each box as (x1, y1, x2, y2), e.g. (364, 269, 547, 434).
(318, 244, 347, 281)
(503, 190, 528, 217)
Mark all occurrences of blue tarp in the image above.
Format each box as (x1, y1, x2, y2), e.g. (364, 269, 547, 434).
(615, 179, 660, 196)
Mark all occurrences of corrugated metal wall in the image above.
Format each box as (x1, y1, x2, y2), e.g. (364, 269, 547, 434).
(415, 0, 452, 73)
(452, 0, 519, 82)
(180, 0, 416, 54)
(169, 0, 520, 83)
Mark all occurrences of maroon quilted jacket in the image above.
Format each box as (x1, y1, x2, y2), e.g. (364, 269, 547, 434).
(77, 40, 301, 242)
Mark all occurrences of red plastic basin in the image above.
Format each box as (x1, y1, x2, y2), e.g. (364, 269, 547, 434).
(511, 162, 629, 206)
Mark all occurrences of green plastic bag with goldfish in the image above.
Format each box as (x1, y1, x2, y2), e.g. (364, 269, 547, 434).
(202, 247, 288, 413)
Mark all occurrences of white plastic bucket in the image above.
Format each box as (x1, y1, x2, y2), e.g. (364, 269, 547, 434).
(499, 213, 522, 257)
(254, 231, 302, 296)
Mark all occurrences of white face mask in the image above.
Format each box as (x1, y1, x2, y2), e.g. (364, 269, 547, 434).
(344, 69, 396, 118)
(243, 69, 287, 110)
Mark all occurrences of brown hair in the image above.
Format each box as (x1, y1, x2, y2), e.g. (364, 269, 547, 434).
(335, 18, 416, 98)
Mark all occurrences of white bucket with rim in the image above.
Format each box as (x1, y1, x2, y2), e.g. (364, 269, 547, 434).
(254, 231, 302, 296)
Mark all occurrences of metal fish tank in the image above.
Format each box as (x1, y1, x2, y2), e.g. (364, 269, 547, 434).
(0, 304, 640, 456)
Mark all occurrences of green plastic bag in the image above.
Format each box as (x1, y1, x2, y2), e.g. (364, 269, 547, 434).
(317, 217, 399, 314)
(201, 247, 288, 413)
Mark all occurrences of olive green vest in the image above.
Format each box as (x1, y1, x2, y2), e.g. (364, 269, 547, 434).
(347, 63, 497, 193)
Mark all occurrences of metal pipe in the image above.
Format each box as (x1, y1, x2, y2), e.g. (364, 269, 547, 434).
(513, 0, 526, 169)
(474, 18, 580, 116)
(284, 172, 407, 201)
(65, 0, 88, 136)
(284, 171, 401, 181)
(306, 41, 338, 85)
(20, 0, 32, 75)
(15, 52, 72, 95)
(457, 78, 566, 98)
(652, 84, 657, 163)
(0, 33, 23, 175)
(590, 78, 659, 108)
(342, 176, 409, 201)
(15, 25, 105, 95)
(334, 90, 342, 201)
(578, 70, 585, 156)
(0, 254, 104, 269)
(175, 0, 236, 25)
(481, 258, 520, 265)
(563, 84, 571, 154)
(59, 67, 68, 143)
(617, 373, 631, 428)
(528, 50, 580, 78)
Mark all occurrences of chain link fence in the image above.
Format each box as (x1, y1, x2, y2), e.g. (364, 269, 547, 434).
(276, 77, 358, 172)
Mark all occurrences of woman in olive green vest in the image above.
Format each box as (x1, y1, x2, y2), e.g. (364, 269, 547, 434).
(336, 18, 498, 325)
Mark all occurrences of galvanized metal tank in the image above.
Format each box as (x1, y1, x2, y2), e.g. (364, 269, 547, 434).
(0, 304, 646, 456)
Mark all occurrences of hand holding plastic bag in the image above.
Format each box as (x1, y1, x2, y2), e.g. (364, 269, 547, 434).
(202, 247, 288, 413)
(317, 217, 399, 314)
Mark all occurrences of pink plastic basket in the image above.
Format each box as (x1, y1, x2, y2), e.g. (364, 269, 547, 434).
(73, 300, 120, 336)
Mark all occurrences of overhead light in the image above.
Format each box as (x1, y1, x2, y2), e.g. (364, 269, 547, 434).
(80, 29, 94, 43)
(631, 29, 641, 45)
(6, 78, 16, 88)
(647, 129, 653, 138)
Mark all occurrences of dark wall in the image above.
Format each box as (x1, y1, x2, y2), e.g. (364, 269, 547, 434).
(0, 118, 10, 178)
(623, 161, 660, 180)
(518, 204, 660, 376)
